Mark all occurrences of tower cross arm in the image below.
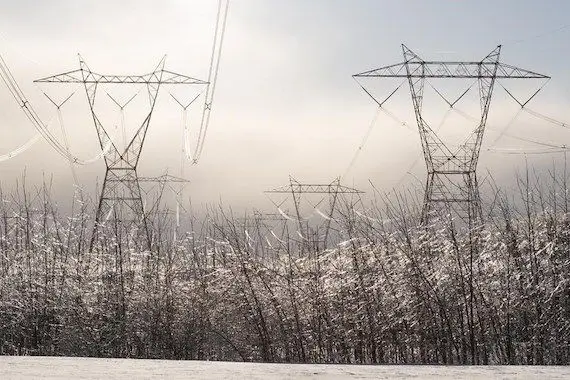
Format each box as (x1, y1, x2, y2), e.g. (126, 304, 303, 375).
(160, 70, 208, 85)
(353, 62, 408, 78)
(494, 63, 550, 79)
(35, 69, 208, 85)
(34, 69, 85, 83)
(138, 174, 191, 184)
(354, 61, 550, 79)
(265, 184, 365, 194)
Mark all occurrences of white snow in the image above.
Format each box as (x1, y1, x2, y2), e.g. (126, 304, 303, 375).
(0, 356, 569, 379)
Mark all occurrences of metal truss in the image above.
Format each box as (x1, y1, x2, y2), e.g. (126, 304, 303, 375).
(235, 210, 288, 227)
(228, 210, 290, 258)
(265, 177, 364, 249)
(355, 45, 549, 225)
(35, 68, 206, 85)
(139, 174, 191, 204)
(251, 210, 289, 222)
(265, 178, 365, 195)
(35, 56, 207, 250)
(138, 174, 191, 185)
(138, 174, 190, 233)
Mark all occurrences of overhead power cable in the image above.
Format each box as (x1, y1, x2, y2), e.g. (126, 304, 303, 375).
(0, 53, 107, 165)
(44, 92, 79, 185)
(504, 22, 570, 46)
(342, 107, 382, 179)
(488, 147, 570, 155)
(0, 54, 73, 160)
(523, 107, 570, 130)
(453, 106, 566, 150)
(192, 0, 230, 163)
(0, 133, 41, 162)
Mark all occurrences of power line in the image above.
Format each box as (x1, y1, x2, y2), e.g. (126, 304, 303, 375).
(193, 0, 230, 163)
(342, 107, 382, 179)
(0, 54, 78, 162)
(488, 147, 570, 155)
(524, 107, 570, 130)
(504, 22, 570, 47)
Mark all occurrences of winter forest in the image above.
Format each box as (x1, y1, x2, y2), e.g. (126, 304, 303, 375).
(0, 164, 568, 365)
(1, 0, 570, 373)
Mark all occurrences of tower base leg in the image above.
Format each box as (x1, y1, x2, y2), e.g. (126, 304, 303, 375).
(90, 168, 151, 251)
(421, 171, 482, 227)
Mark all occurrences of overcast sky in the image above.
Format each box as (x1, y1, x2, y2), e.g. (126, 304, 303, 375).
(1, 0, 570, 213)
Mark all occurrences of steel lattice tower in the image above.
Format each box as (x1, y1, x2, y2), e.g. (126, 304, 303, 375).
(265, 177, 364, 250)
(355, 45, 549, 225)
(35, 56, 207, 249)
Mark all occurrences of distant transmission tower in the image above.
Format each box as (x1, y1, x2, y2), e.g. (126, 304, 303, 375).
(265, 177, 364, 250)
(35, 57, 207, 249)
(355, 45, 549, 225)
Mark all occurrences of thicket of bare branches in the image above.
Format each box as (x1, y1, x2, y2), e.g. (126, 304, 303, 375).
(0, 168, 568, 364)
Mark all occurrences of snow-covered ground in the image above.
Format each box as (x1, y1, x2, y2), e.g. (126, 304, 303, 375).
(0, 357, 569, 379)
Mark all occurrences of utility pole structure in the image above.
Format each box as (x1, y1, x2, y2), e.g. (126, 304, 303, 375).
(355, 45, 549, 225)
(138, 174, 190, 218)
(139, 174, 191, 242)
(265, 177, 364, 250)
(235, 210, 289, 258)
(35, 56, 207, 250)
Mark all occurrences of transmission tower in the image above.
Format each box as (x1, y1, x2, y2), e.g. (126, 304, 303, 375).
(355, 45, 549, 225)
(138, 173, 191, 215)
(35, 57, 208, 249)
(265, 177, 364, 250)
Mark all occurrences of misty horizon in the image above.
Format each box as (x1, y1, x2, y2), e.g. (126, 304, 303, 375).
(0, 0, 569, 216)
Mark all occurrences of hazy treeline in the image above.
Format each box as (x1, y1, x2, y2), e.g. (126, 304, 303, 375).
(0, 170, 569, 365)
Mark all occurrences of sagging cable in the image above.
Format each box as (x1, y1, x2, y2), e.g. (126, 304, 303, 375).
(193, 0, 230, 164)
(0, 133, 41, 162)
